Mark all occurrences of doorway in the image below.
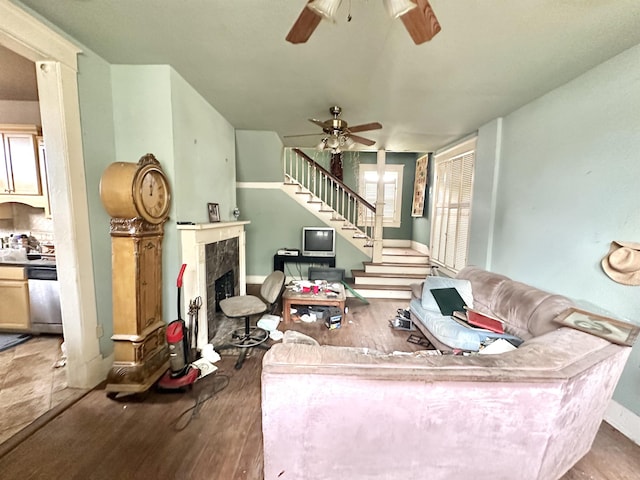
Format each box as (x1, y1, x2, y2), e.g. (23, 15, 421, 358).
(0, 3, 104, 388)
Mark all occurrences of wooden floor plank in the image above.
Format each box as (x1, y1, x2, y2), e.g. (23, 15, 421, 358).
(0, 298, 638, 479)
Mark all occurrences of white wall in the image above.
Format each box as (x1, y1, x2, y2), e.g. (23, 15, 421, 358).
(471, 42, 640, 418)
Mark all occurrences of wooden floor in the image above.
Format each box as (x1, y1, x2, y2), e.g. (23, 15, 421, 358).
(0, 299, 639, 479)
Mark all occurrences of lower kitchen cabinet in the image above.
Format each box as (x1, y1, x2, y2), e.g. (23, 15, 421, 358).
(0, 266, 30, 331)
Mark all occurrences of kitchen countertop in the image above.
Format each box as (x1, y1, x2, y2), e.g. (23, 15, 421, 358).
(0, 257, 57, 268)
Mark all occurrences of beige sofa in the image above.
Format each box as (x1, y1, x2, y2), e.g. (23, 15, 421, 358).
(261, 267, 631, 480)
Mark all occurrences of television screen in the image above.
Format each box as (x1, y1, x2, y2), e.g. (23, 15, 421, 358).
(302, 227, 336, 257)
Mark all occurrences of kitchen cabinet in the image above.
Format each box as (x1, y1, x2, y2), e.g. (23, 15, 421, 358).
(0, 124, 51, 215)
(0, 266, 30, 331)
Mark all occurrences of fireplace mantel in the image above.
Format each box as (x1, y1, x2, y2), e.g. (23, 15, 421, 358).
(178, 221, 250, 349)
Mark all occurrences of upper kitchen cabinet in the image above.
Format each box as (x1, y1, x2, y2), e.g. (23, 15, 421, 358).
(0, 124, 51, 216)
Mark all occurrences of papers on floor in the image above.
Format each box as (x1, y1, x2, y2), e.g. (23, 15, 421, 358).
(478, 338, 517, 355)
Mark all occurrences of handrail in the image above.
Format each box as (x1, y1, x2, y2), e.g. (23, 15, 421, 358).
(292, 148, 376, 213)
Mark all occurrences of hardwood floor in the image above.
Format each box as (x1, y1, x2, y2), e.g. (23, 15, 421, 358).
(0, 298, 638, 479)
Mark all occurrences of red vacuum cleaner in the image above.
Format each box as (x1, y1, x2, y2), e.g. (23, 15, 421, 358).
(158, 264, 199, 390)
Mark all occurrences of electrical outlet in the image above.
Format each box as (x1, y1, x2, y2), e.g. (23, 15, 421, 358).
(96, 324, 104, 338)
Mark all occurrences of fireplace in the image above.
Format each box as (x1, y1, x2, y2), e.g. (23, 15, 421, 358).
(178, 221, 249, 349)
(205, 236, 239, 337)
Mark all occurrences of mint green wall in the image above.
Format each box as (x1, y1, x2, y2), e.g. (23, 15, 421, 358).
(111, 65, 178, 324)
(170, 69, 236, 223)
(342, 151, 416, 241)
(236, 130, 283, 182)
(111, 66, 237, 325)
(411, 152, 431, 248)
(472, 43, 640, 415)
(235, 131, 367, 277)
(76, 47, 117, 355)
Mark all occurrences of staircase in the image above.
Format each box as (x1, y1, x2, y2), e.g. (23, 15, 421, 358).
(350, 246, 431, 299)
(282, 148, 430, 300)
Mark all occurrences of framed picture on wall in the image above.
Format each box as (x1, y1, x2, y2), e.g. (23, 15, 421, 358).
(554, 307, 639, 346)
(207, 203, 220, 223)
(412, 154, 428, 217)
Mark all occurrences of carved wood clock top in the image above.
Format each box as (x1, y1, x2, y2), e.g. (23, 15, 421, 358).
(100, 153, 171, 224)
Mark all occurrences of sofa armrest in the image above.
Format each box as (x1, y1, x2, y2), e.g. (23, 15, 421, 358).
(262, 329, 627, 383)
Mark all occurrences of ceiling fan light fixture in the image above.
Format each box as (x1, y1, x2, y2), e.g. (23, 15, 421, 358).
(382, 0, 416, 19)
(344, 136, 356, 149)
(308, 0, 342, 21)
(317, 138, 328, 151)
(326, 136, 340, 148)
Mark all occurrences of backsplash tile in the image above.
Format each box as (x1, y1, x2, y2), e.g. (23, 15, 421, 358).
(0, 202, 54, 243)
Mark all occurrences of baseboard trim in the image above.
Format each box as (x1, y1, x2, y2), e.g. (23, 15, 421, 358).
(410, 241, 430, 256)
(605, 399, 640, 446)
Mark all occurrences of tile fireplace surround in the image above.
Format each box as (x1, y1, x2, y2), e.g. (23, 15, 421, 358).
(178, 221, 249, 349)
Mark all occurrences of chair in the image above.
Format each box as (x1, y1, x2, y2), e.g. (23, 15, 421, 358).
(218, 270, 285, 369)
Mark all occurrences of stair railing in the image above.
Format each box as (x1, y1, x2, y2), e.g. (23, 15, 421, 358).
(284, 148, 377, 246)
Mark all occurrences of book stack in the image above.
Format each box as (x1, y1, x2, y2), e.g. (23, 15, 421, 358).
(452, 308, 504, 334)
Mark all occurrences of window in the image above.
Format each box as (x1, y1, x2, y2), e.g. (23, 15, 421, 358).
(358, 164, 404, 227)
(430, 137, 476, 274)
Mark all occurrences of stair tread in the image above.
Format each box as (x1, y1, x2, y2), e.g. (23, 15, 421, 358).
(364, 261, 432, 267)
(345, 282, 412, 291)
(352, 270, 424, 279)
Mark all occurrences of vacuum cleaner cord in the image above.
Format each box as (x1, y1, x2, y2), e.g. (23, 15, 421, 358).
(170, 373, 230, 432)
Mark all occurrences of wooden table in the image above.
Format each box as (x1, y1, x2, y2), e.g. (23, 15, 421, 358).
(282, 284, 346, 323)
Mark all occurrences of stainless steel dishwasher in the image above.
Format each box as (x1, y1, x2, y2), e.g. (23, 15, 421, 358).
(26, 265, 63, 334)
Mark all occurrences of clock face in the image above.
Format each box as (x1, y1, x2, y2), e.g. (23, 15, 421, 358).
(135, 167, 170, 223)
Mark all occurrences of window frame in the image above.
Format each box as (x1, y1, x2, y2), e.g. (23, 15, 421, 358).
(357, 163, 404, 228)
(430, 137, 476, 275)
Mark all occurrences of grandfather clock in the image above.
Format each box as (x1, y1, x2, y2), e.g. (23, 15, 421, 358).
(99, 153, 171, 394)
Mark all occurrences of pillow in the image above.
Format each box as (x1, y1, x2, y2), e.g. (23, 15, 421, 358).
(421, 277, 473, 312)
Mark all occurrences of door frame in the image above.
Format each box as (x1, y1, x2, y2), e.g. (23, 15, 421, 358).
(0, 1, 106, 387)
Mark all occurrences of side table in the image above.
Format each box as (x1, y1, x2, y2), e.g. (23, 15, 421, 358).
(282, 284, 346, 323)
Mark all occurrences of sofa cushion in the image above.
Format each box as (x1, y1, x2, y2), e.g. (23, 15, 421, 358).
(456, 266, 509, 313)
(421, 276, 474, 311)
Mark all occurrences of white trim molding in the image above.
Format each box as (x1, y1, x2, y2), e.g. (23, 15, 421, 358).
(605, 400, 640, 446)
(236, 182, 282, 189)
(1, 0, 103, 388)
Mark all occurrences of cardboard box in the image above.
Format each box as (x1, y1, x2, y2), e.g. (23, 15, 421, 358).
(325, 307, 342, 330)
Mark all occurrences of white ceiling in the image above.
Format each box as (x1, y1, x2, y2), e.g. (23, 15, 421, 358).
(9, 0, 640, 152)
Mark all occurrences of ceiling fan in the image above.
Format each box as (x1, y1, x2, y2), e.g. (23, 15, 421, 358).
(286, 0, 441, 45)
(284, 105, 382, 151)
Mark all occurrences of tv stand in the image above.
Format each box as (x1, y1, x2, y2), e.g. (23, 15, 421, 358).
(273, 253, 336, 273)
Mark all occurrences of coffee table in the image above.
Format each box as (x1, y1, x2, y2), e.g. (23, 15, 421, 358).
(282, 284, 346, 323)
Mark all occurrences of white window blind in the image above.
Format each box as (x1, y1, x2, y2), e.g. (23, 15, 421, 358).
(430, 138, 476, 274)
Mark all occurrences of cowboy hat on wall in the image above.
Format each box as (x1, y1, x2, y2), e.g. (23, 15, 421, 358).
(601, 241, 640, 286)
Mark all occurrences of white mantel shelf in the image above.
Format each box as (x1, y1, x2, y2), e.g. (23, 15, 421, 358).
(178, 220, 250, 349)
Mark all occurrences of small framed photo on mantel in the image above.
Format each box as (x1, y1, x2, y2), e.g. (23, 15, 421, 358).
(207, 203, 220, 223)
(554, 307, 639, 346)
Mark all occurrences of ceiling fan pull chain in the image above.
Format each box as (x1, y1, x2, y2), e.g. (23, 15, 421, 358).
(347, 0, 352, 22)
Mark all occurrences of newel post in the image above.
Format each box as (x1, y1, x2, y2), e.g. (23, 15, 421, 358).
(372, 149, 385, 262)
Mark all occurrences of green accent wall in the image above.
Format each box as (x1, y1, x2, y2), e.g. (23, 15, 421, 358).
(341, 151, 417, 240)
(235, 130, 283, 182)
(111, 65, 236, 326)
(471, 43, 640, 416)
(76, 47, 118, 355)
(235, 131, 368, 277)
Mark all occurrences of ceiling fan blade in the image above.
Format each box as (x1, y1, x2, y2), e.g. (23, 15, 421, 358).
(308, 118, 329, 128)
(347, 122, 383, 134)
(349, 134, 376, 147)
(400, 0, 441, 45)
(286, 3, 323, 44)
